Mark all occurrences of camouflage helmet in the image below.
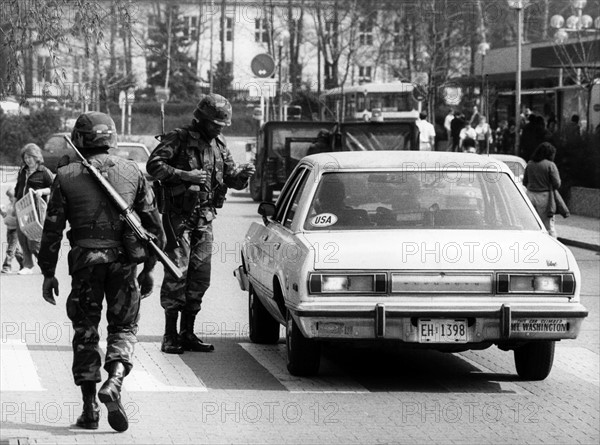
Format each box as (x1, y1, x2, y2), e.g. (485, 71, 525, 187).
(193, 94, 232, 127)
(71, 112, 117, 150)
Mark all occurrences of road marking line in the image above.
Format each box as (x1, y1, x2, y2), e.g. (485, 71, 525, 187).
(0, 340, 45, 392)
(100, 341, 208, 392)
(239, 343, 369, 393)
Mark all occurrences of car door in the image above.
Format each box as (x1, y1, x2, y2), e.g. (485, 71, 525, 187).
(259, 166, 311, 303)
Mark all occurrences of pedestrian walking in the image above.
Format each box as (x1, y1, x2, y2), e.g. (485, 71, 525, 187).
(416, 111, 436, 151)
(450, 112, 465, 152)
(147, 93, 255, 355)
(38, 112, 165, 432)
(474, 116, 492, 154)
(0, 189, 24, 273)
(523, 142, 562, 238)
(459, 121, 477, 151)
(444, 109, 454, 151)
(14, 143, 54, 274)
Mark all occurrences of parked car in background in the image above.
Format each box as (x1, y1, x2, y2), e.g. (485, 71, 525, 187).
(235, 151, 587, 380)
(489, 154, 527, 184)
(43, 132, 73, 172)
(43, 133, 150, 180)
(109, 142, 152, 182)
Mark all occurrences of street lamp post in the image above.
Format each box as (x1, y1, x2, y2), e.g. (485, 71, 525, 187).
(507, 0, 526, 157)
(477, 42, 490, 118)
(277, 31, 290, 121)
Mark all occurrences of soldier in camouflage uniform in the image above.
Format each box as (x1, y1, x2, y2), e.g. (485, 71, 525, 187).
(38, 112, 165, 432)
(147, 93, 255, 354)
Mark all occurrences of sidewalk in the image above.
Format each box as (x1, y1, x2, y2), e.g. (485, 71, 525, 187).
(556, 214, 600, 252)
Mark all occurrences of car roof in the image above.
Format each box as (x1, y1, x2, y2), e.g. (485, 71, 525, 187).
(488, 154, 527, 166)
(303, 151, 512, 173)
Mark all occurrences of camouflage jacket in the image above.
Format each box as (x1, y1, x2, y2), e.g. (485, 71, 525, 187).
(38, 154, 161, 277)
(147, 126, 249, 222)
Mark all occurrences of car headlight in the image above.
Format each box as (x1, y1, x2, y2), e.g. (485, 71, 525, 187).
(496, 273, 575, 294)
(309, 273, 386, 294)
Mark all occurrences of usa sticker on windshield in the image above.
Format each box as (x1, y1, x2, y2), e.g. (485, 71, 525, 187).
(311, 213, 338, 227)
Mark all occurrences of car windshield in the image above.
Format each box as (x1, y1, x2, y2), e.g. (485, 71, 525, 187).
(304, 171, 540, 231)
(341, 123, 415, 151)
(111, 145, 148, 162)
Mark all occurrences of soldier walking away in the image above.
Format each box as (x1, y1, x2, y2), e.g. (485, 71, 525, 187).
(38, 112, 165, 432)
(147, 94, 255, 355)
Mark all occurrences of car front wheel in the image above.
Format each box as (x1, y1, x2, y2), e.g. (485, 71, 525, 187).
(286, 310, 320, 376)
(248, 285, 280, 344)
(514, 341, 555, 381)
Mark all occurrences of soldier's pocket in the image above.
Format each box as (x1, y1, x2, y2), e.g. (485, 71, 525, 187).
(66, 274, 94, 323)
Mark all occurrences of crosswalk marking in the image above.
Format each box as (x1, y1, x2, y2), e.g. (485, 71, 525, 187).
(239, 343, 369, 393)
(103, 341, 208, 392)
(0, 340, 45, 392)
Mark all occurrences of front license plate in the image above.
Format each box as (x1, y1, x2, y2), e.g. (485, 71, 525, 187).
(418, 318, 468, 343)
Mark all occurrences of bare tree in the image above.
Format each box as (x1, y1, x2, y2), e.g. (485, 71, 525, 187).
(0, 0, 134, 99)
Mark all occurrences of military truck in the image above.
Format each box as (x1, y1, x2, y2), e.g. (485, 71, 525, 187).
(249, 119, 419, 202)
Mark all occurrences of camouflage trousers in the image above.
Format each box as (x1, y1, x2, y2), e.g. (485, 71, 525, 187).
(161, 218, 213, 316)
(66, 261, 140, 386)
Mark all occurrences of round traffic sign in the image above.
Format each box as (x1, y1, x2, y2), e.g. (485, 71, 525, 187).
(251, 53, 276, 78)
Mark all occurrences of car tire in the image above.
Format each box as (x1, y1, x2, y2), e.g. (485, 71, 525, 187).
(261, 181, 273, 202)
(286, 310, 320, 376)
(248, 285, 280, 344)
(514, 341, 555, 381)
(249, 174, 261, 202)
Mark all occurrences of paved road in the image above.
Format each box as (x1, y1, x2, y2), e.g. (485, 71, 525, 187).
(0, 141, 598, 444)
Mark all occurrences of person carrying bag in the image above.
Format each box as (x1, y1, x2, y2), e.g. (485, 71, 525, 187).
(523, 142, 565, 238)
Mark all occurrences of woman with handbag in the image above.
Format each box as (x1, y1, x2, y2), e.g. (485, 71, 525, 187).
(14, 143, 54, 274)
(523, 142, 563, 238)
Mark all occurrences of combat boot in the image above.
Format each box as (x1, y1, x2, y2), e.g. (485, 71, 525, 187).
(179, 312, 215, 352)
(98, 361, 128, 432)
(75, 381, 99, 429)
(161, 311, 183, 354)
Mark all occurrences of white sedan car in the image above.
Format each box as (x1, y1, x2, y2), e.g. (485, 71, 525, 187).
(235, 151, 587, 380)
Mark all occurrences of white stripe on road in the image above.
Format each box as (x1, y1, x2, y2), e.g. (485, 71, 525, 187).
(0, 340, 45, 392)
(102, 341, 208, 392)
(239, 343, 369, 393)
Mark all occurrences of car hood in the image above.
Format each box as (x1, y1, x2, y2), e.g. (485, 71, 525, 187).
(300, 230, 571, 271)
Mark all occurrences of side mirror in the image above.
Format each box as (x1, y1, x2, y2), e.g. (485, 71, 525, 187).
(258, 202, 276, 226)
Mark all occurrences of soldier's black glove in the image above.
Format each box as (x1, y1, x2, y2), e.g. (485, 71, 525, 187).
(42, 276, 59, 305)
(137, 269, 154, 300)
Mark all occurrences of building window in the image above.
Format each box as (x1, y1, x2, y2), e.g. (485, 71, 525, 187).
(393, 21, 401, 47)
(116, 58, 125, 75)
(255, 18, 269, 43)
(358, 66, 372, 83)
(220, 16, 233, 42)
(325, 20, 336, 36)
(359, 18, 373, 46)
(183, 16, 198, 41)
(148, 14, 157, 33)
(37, 56, 52, 82)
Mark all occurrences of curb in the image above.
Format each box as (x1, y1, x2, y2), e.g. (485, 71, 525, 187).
(558, 237, 600, 252)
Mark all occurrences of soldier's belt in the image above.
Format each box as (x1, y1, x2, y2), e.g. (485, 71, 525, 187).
(70, 226, 122, 242)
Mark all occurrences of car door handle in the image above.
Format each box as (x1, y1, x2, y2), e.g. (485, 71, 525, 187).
(273, 243, 281, 250)
(262, 235, 269, 242)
